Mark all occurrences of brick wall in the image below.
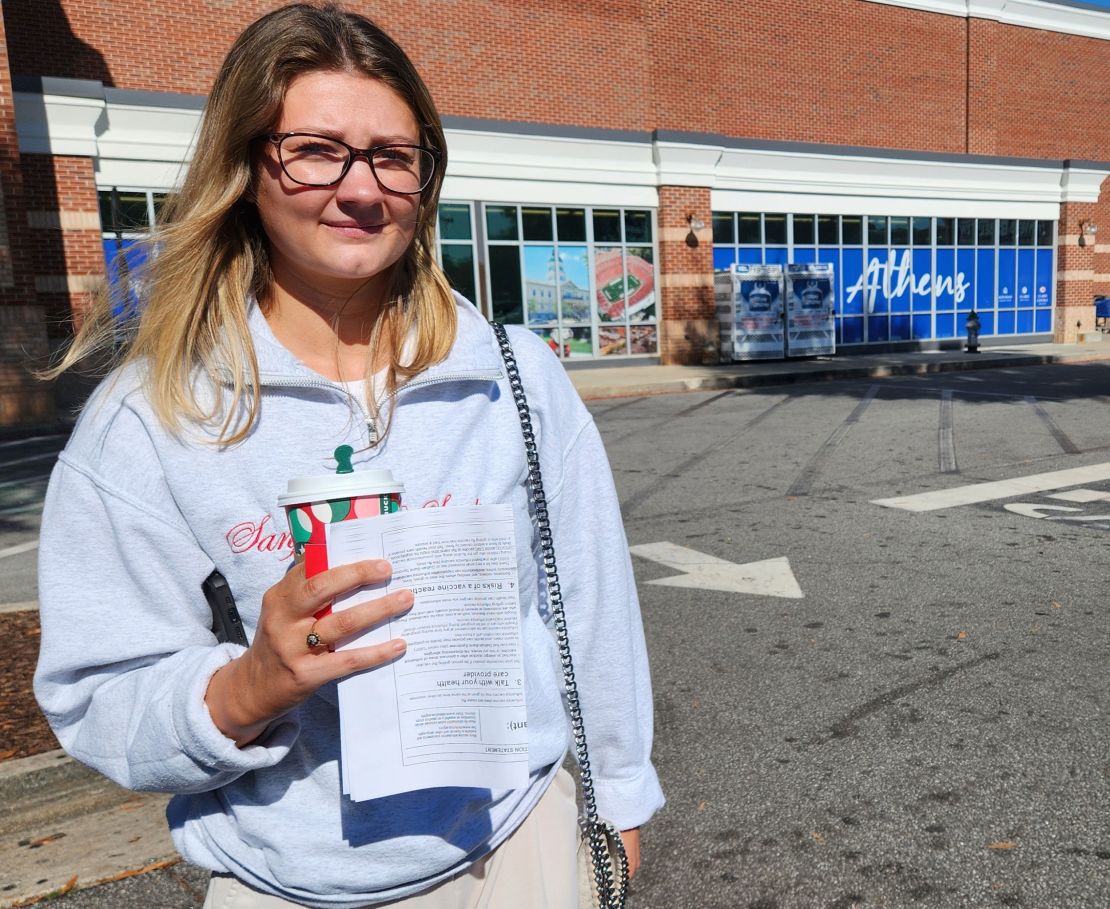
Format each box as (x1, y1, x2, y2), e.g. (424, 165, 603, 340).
(21, 154, 103, 337)
(657, 186, 714, 365)
(0, 7, 53, 424)
(10, 2, 1110, 160)
(1094, 179, 1110, 301)
(1055, 200, 1098, 343)
(3, 0, 1110, 393)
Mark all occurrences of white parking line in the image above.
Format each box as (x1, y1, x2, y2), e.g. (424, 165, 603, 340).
(873, 462, 1110, 512)
(1048, 488, 1110, 503)
(0, 539, 38, 560)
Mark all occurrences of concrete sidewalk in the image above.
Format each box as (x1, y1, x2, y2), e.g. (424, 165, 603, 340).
(4, 337, 1110, 906)
(0, 750, 176, 907)
(566, 340, 1110, 399)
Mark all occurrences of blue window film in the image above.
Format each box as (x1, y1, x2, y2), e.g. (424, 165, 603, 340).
(956, 249, 975, 310)
(738, 247, 763, 265)
(1017, 249, 1034, 307)
(890, 314, 912, 340)
(842, 248, 864, 314)
(866, 249, 890, 314)
(997, 249, 1016, 308)
(868, 315, 889, 341)
(1035, 309, 1053, 332)
(1016, 310, 1034, 333)
(765, 246, 788, 266)
(935, 313, 955, 338)
(935, 248, 955, 309)
(102, 238, 148, 318)
(888, 249, 912, 313)
(713, 247, 737, 271)
(996, 310, 1015, 334)
(1035, 249, 1053, 306)
(912, 314, 932, 339)
(841, 317, 864, 343)
(817, 248, 839, 311)
(975, 249, 995, 312)
(792, 247, 816, 263)
(977, 310, 995, 335)
(912, 248, 933, 312)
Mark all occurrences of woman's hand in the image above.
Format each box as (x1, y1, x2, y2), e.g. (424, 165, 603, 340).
(620, 827, 641, 878)
(205, 559, 411, 747)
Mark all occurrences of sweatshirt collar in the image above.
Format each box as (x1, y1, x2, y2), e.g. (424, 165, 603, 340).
(244, 293, 504, 387)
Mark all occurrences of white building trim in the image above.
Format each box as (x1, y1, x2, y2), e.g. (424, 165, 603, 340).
(14, 87, 1109, 217)
(861, 0, 1110, 41)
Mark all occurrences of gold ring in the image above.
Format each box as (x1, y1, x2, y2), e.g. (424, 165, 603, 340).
(306, 625, 323, 648)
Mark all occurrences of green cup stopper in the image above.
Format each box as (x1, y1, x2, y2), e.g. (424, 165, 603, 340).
(334, 445, 355, 474)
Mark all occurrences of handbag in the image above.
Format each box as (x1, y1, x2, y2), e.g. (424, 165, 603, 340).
(491, 322, 630, 909)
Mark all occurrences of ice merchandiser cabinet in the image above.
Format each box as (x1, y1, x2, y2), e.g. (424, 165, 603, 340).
(715, 264, 786, 361)
(785, 262, 836, 357)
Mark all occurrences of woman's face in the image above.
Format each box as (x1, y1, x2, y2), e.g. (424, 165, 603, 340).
(255, 69, 424, 306)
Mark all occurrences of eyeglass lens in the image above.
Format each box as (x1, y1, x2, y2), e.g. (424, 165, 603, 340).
(279, 136, 433, 192)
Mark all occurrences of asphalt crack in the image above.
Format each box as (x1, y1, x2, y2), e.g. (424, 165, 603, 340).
(824, 651, 1002, 742)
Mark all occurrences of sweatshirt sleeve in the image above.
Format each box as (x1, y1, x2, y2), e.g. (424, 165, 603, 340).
(544, 408, 666, 830)
(34, 407, 298, 793)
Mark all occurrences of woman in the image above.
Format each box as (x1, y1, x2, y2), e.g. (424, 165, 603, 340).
(34, 3, 663, 907)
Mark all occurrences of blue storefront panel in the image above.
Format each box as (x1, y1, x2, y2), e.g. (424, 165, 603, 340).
(714, 214, 1055, 345)
(955, 249, 975, 311)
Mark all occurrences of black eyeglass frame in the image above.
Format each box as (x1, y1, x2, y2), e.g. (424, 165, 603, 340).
(264, 132, 440, 193)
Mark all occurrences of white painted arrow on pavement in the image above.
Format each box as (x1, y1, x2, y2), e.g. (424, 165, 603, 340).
(629, 542, 804, 599)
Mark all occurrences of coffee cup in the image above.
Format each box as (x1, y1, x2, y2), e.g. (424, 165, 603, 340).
(278, 445, 403, 618)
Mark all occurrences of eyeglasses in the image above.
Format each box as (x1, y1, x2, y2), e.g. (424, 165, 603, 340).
(265, 132, 439, 194)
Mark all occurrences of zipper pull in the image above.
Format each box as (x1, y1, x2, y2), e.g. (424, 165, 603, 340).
(367, 418, 378, 446)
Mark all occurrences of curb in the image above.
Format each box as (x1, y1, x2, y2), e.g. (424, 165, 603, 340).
(0, 749, 75, 794)
(572, 348, 1110, 400)
(0, 750, 177, 908)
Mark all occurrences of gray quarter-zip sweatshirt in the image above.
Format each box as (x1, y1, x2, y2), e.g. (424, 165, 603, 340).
(34, 296, 663, 908)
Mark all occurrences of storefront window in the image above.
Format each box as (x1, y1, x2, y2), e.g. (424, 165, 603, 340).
(437, 203, 479, 305)
(842, 216, 863, 245)
(867, 216, 887, 246)
(912, 217, 931, 246)
(485, 203, 657, 358)
(488, 245, 523, 324)
(712, 212, 735, 245)
(712, 210, 1057, 345)
(557, 208, 587, 242)
(764, 213, 787, 245)
(890, 216, 910, 246)
(522, 206, 553, 241)
(485, 205, 518, 241)
(97, 188, 169, 316)
(438, 202, 472, 241)
(738, 212, 761, 245)
(98, 190, 155, 232)
(936, 218, 954, 246)
(592, 209, 622, 244)
(793, 214, 815, 245)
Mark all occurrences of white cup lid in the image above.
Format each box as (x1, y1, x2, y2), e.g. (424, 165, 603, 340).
(278, 469, 403, 508)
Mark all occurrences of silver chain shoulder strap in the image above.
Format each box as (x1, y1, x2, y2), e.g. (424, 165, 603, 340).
(490, 322, 628, 908)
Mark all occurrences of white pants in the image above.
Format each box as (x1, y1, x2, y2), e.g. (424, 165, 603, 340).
(202, 769, 579, 909)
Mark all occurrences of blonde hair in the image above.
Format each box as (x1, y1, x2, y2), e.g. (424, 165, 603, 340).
(46, 2, 456, 444)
